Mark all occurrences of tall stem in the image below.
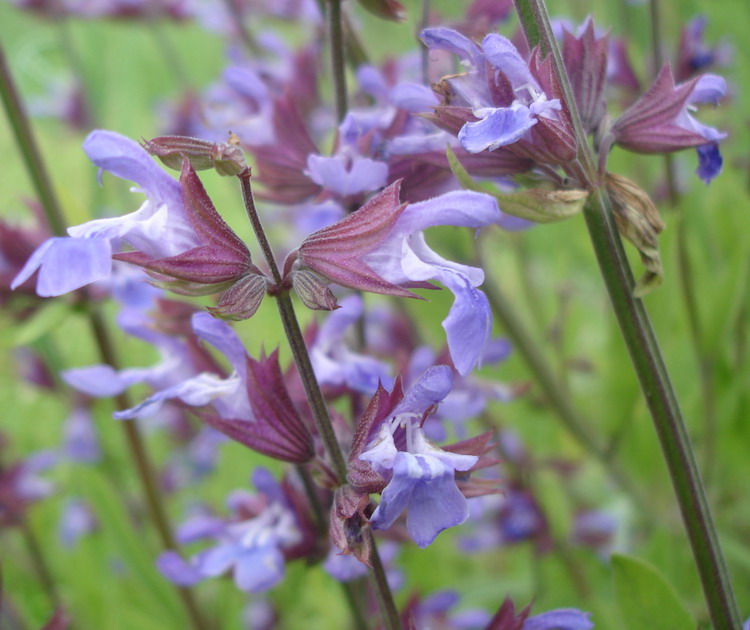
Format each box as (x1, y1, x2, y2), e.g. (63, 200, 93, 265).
(238, 171, 402, 630)
(296, 465, 371, 630)
(419, 0, 431, 85)
(513, 2, 741, 628)
(0, 44, 66, 236)
(19, 520, 60, 609)
(221, 0, 261, 56)
(480, 254, 644, 509)
(0, 44, 208, 630)
(327, 0, 348, 122)
(647, 0, 717, 485)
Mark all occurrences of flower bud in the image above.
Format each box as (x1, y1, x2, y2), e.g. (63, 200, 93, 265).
(291, 269, 339, 311)
(143, 132, 247, 177)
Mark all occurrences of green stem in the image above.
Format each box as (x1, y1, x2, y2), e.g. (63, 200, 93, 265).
(237, 171, 402, 630)
(87, 313, 209, 630)
(514, 2, 742, 628)
(221, 0, 261, 56)
(296, 465, 371, 630)
(480, 255, 644, 509)
(647, 0, 718, 487)
(56, 16, 96, 127)
(419, 0, 431, 85)
(19, 520, 60, 609)
(327, 0, 348, 122)
(147, 20, 191, 90)
(676, 214, 717, 485)
(0, 45, 208, 630)
(0, 43, 67, 236)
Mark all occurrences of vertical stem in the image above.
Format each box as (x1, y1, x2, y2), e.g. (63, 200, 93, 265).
(513, 2, 742, 628)
(237, 171, 402, 630)
(221, 0, 261, 56)
(19, 520, 60, 609)
(0, 45, 208, 630)
(296, 465, 371, 630)
(366, 530, 402, 630)
(56, 16, 96, 128)
(0, 44, 67, 236)
(328, 0, 348, 122)
(480, 250, 645, 509)
(147, 20, 191, 90)
(647, 0, 666, 77)
(419, 0, 431, 85)
(647, 0, 717, 485)
(676, 215, 717, 483)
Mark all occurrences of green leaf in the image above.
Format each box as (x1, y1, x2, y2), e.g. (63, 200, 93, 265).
(612, 553, 696, 630)
(446, 145, 587, 223)
(74, 467, 188, 627)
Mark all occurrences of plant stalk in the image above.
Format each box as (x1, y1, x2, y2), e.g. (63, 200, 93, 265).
(19, 520, 60, 609)
(295, 465, 371, 630)
(647, 0, 718, 486)
(513, 2, 741, 627)
(0, 44, 67, 236)
(221, 0, 261, 56)
(327, 0, 348, 122)
(237, 170, 402, 630)
(480, 257, 644, 509)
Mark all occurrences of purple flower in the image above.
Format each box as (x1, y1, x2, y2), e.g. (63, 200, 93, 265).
(675, 16, 732, 82)
(157, 469, 301, 593)
(421, 27, 576, 165)
(12, 130, 198, 297)
(356, 366, 479, 547)
(610, 66, 727, 183)
(294, 183, 501, 374)
(523, 609, 594, 630)
(64, 308, 251, 422)
(58, 498, 97, 548)
(310, 295, 393, 394)
(114, 157, 268, 319)
(485, 598, 594, 630)
(63, 408, 101, 463)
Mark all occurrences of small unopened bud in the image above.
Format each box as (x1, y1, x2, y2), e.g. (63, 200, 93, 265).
(291, 269, 339, 311)
(606, 172, 665, 297)
(143, 133, 247, 177)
